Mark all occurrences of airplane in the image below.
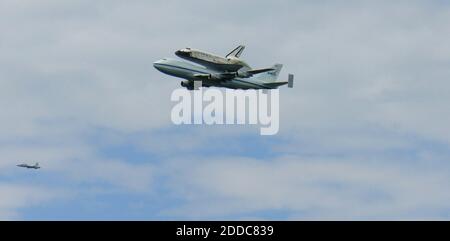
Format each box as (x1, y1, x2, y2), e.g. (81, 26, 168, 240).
(17, 162, 41, 169)
(155, 45, 294, 90)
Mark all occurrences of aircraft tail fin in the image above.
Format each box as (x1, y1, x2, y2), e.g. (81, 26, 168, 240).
(258, 64, 283, 82)
(226, 45, 245, 58)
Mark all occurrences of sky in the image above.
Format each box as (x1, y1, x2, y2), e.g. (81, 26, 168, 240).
(1, 0, 450, 220)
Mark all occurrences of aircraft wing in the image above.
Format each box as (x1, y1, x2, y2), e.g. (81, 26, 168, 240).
(246, 67, 275, 75)
(193, 73, 235, 81)
(194, 67, 277, 82)
(193, 74, 214, 80)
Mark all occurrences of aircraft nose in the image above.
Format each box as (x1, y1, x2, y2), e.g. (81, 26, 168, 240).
(153, 59, 164, 69)
(153, 59, 170, 73)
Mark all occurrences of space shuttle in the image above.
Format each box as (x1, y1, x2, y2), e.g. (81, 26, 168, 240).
(155, 45, 294, 90)
(175, 45, 274, 78)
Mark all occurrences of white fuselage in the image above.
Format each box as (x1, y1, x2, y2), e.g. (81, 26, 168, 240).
(175, 48, 250, 72)
(154, 58, 272, 89)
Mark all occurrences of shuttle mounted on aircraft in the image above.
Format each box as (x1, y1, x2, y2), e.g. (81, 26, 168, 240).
(154, 45, 294, 90)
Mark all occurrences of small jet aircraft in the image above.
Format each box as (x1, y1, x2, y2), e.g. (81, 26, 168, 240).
(154, 45, 294, 90)
(17, 162, 41, 169)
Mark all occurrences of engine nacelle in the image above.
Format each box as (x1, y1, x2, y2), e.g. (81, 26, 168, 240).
(180, 80, 194, 90)
(236, 70, 252, 78)
(207, 73, 223, 81)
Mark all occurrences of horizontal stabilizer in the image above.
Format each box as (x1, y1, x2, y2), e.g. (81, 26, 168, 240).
(264, 81, 288, 89)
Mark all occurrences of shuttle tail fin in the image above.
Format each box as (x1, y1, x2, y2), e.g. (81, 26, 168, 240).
(226, 45, 245, 58)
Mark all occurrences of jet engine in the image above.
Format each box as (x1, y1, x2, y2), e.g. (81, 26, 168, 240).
(235, 70, 252, 78)
(180, 80, 194, 90)
(206, 73, 224, 81)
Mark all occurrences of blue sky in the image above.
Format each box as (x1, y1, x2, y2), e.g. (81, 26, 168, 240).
(1, 0, 450, 220)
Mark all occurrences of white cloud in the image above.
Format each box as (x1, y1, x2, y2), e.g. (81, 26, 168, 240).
(165, 156, 450, 220)
(60, 158, 155, 192)
(0, 183, 67, 220)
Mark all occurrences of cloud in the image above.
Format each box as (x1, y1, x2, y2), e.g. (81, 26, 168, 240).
(165, 155, 450, 220)
(61, 158, 155, 192)
(0, 183, 67, 220)
(278, 2, 450, 132)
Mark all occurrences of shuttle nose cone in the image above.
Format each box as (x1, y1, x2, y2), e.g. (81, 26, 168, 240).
(175, 49, 190, 57)
(175, 50, 183, 56)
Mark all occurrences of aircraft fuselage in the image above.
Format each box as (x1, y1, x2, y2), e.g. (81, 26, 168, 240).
(175, 48, 250, 72)
(154, 58, 273, 90)
(17, 164, 40, 169)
